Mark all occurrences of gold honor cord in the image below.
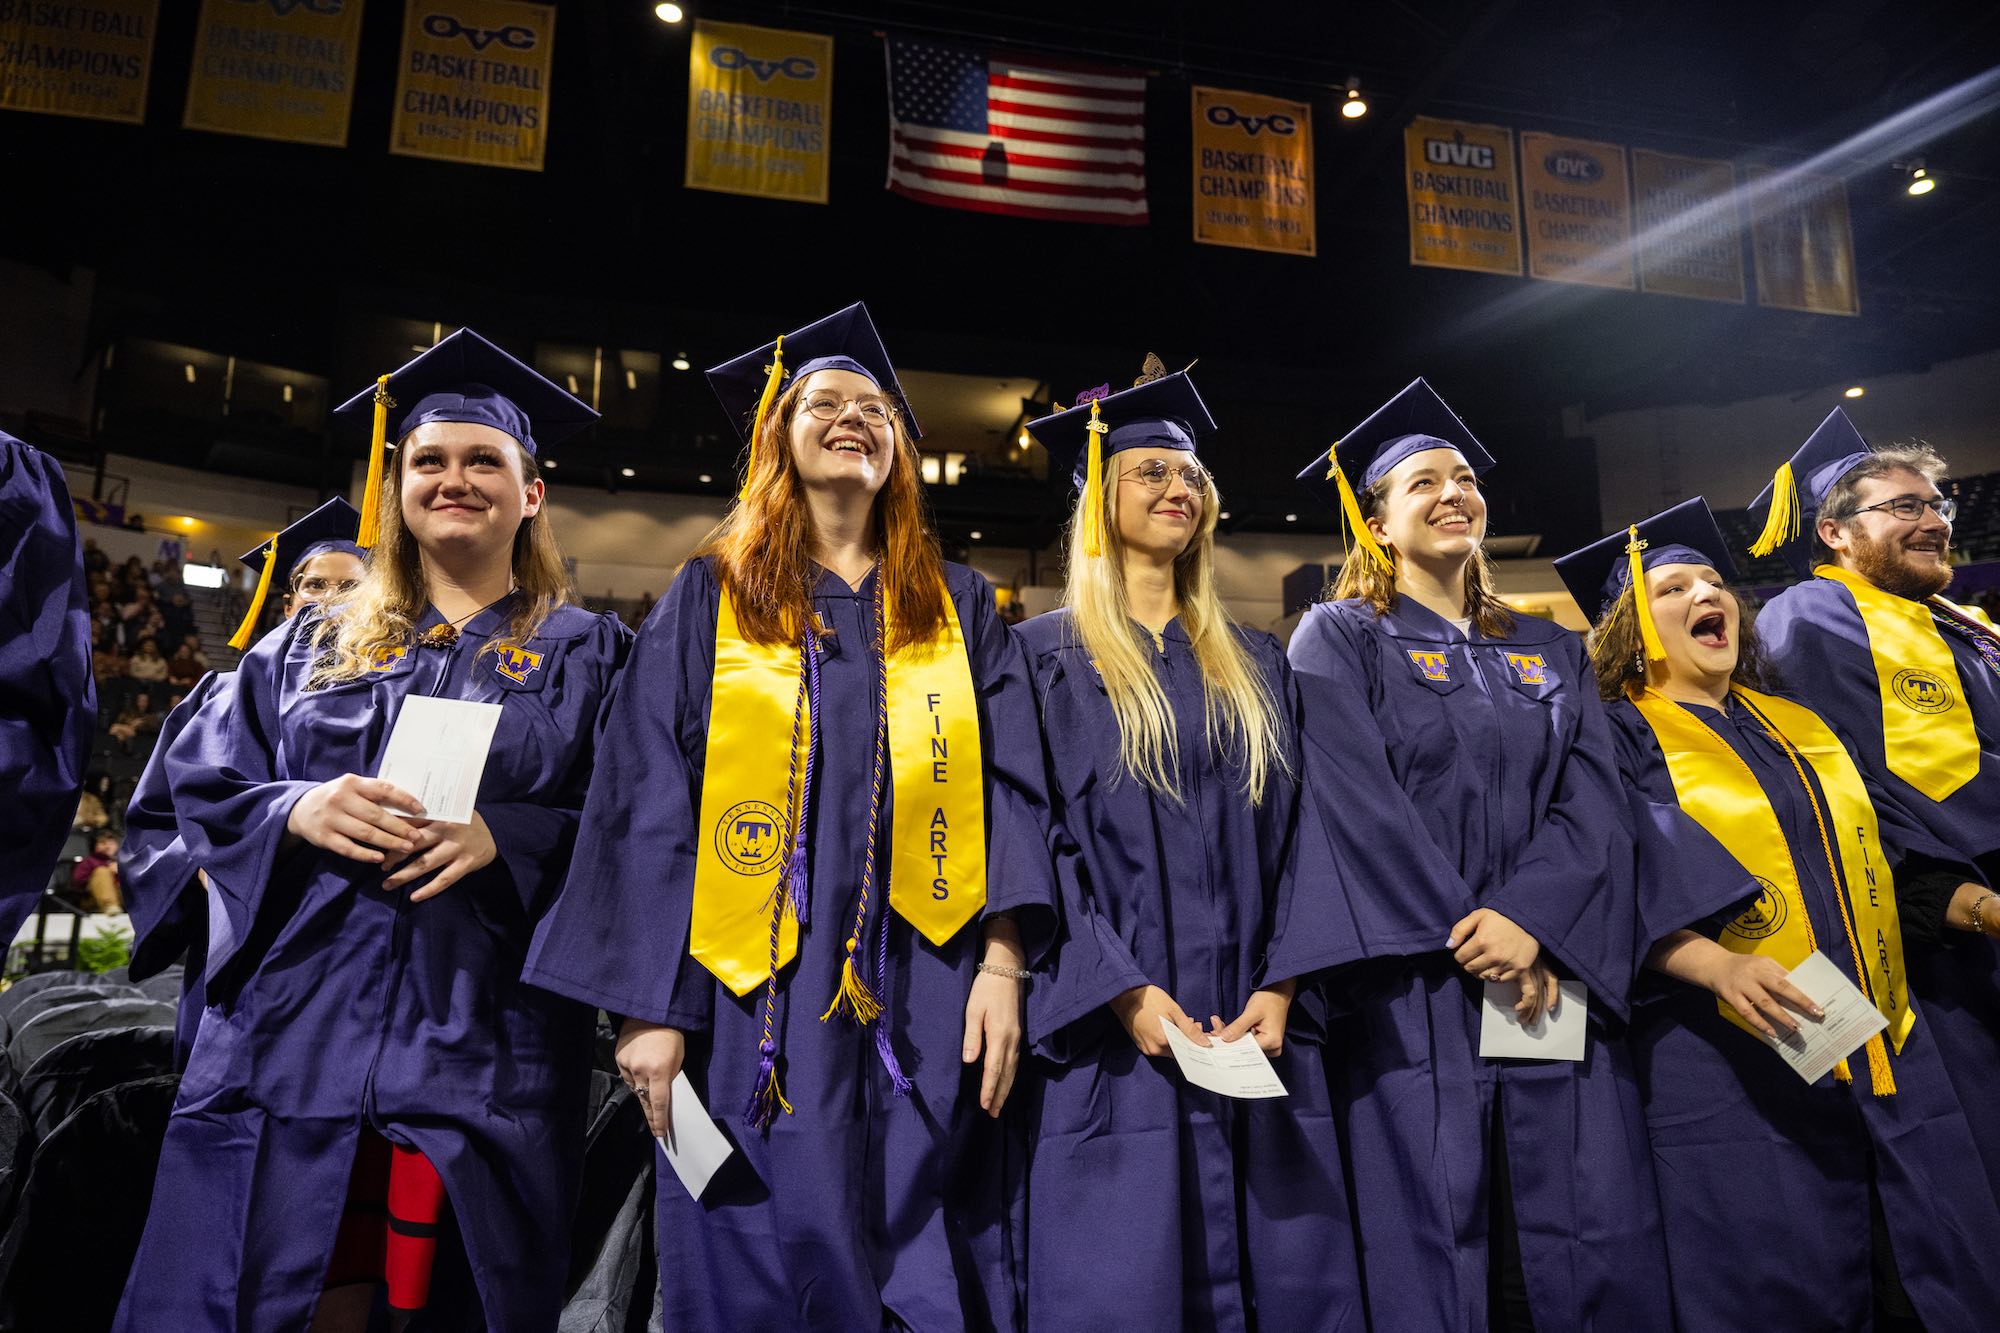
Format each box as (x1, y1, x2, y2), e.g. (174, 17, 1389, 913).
(1634, 686, 1910, 1091)
(1816, 565, 1980, 801)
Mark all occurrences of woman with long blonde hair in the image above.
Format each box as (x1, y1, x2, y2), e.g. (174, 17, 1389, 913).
(1017, 366, 1362, 1330)
(524, 304, 1056, 1330)
(1285, 378, 1674, 1333)
(117, 331, 631, 1333)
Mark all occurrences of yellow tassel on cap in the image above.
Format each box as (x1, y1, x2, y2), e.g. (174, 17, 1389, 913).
(738, 335, 786, 502)
(355, 374, 394, 549)
(1326, 446, 1393, 574)
(1079, 400, 1109, 558)
(1627, 526, 1668, 664)
(1747, 460, 1799, 558)
(228, 539, 278, 651)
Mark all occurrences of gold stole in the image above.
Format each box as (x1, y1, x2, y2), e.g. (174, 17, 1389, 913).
(1816, 565, 1980, 801)
(690, 585, 986, 998)
(1632, 687, 1912, 1090)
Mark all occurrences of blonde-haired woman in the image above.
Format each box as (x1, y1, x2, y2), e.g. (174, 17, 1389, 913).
(1018, 368, 1362, 1331)
(524, 305, 1055, 1330)
(1286, 379, 1681, 1332)
(117, 331, 631, 1333)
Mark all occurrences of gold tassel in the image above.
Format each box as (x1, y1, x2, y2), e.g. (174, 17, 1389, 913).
(355, 374, 394, 549)
(1747, 461, 1799, 558)
(1863, 1032, 1897, 1096)
(738, 335, 785, 502)
(1079, 400, 1109, 558)
(228, 540, 279, 651)
(1326, 447, 1393, 574)
(819, 943, 883, 1024)
(745, 1060, 793, 1124)
(1627, 526, 1667, 663)
(1833, 1058, 1852, 1085)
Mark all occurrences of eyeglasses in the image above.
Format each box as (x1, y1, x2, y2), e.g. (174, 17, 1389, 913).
(801, 392, 892, 427)
(1120, 459, 1210, 496)
(294, 577, 360, 597)
(1851, 495, 1956, 524)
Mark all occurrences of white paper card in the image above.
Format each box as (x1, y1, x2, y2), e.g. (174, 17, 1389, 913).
(1759, 950, 1889, 1086)
(1479, 980, 1589, 1061)
(1158, 1016, 1289, 1099)
(654, 1071, 735, 1200)
(375, 695, 503, 825)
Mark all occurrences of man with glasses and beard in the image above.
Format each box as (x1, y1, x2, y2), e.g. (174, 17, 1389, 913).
(1747, 407, 2000, 1255)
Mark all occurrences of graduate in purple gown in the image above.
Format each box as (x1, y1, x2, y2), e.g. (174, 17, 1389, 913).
(116, 332, 630, 1332)
(1744, 410, 2000, 1204)
(1016, 366, 1364, 1331)
(120, 498, 366, 1062)
(1558, 497, 2000, 1330)
(523, 304, 1056, 1331)
(1285, 380, 1710, 1333)
(0, 429, 94, 941)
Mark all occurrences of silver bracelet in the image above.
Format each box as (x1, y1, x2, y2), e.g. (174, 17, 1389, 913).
(1974, 892, 1995, 937)
(976, 961, 1032, 981)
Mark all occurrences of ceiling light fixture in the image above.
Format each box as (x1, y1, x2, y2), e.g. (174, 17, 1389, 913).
(1341, 77, 1368, 119)
(1905, 161, 1936, 196)
(1843, 385, 1865, 399)
(654, 3, 686, 24)
(698, 472, 713, 484)
(620, 466, 636, 478)
(671, 352, 692, 372)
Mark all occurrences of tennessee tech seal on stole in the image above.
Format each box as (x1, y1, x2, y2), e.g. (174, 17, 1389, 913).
(716, 800, 790, 875)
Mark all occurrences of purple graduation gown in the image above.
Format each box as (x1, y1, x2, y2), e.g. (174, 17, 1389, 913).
(1018, 611, 1364, 1332)
(1287, 597, 1711, 1333)
(1611, 696, 2000, 1330)
(523, 558, 1057, 1332)
(1757, 576, 2000, 1204)
(0, 432, 94, 940)
(115, 597, 631, 1332)
(119, 670, 224, 1060)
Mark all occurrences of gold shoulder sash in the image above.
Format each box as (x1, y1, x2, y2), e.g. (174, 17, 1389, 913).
(690, 583, 987, 999)
(1816, 565, 1979, 801)
(1632, 686, 1911, 1088)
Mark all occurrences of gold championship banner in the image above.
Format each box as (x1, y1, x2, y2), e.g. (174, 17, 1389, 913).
(390, 0, 553, 172)
(1189, 85, 1315, 256)
(685, 19, 832, 203)
(1632, 149, 1745, 303)
(183, 0, 364, 147)
(1520, 132, 1633, 289)
(0, 0, 157, 124)
(1747, 166, 1859, 316)
(1405, 116, 1522, 276)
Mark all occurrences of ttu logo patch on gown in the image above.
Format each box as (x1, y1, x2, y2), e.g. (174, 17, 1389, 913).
(368, 646, 408, 672)
(494, 646, 543, 685)
(1407, 650, 1451, 682)
(1506, 653, 1549, 685)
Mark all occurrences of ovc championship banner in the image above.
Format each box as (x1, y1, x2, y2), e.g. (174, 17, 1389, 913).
(685, 18, 831, 203)
(1405, 116, 1521, 276)
(1747, 166, 1859, 316)
(183, 0, 364, 147)
(1519, 131, 1632, 289)
(390, 0, 553, 172)
(1189, 85, 1314, 256)
(0, 0, 157, 124)
(1631, 148, 1744, 303)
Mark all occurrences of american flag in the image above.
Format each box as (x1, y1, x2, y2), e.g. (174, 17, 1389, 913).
(884, 35, 1148, 225)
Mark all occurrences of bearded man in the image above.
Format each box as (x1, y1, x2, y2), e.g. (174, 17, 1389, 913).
(1750, 407, 2000, 1222)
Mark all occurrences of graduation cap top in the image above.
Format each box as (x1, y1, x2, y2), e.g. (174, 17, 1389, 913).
(1552, 496, 1738, 624)
(1025, 364, 1216, 489)
(227, 497, 366, 651)
(333, 329, 598, 548)
(1745, 407, 1875, 577)
(707, 302, 921, 448)
(1293, 378, 1496, 574)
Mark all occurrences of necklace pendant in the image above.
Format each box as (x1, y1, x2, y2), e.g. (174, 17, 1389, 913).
(421, 623, 460, 649)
